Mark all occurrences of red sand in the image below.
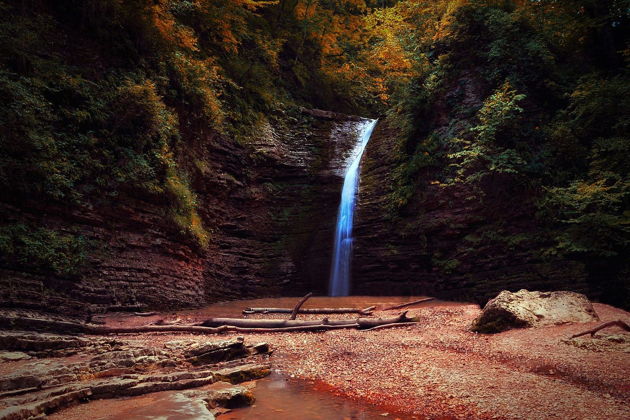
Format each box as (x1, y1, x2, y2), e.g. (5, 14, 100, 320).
(99, 298, 630, 419)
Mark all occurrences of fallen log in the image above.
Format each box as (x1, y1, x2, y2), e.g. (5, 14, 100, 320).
(290, 292, 313, 320)
(569, 320, 630, 339)
(85, 322, 408, 334)
(1, 313, 417, 336)
(383, 297, 435, 311)
(85, 324, 351, 334)
(200, 311, 415, 330)
(85, 325, 226, 334)
(242, 306, 375, 316)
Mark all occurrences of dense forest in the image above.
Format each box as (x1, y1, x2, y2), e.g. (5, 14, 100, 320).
(1, 0, 628, 309)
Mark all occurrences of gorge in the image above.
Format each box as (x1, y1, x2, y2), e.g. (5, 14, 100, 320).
(0, 1, 629, 419)
(0, 0, 627, 317)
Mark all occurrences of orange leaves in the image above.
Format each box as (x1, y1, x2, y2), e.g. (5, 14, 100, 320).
(171, 53, 224, 126)
(150, 4, 198, 52)
(217, 21, 240, 53)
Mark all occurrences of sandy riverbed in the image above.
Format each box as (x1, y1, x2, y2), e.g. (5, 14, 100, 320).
(90, 297, 630, 419)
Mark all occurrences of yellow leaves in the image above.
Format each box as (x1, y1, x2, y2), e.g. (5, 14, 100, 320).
(218, 21, 240, 53)
(295, 0, 319, 20)
(233, 0, 279, 11)
(171, 53, 225, 127)
(576, 179, 612, 197)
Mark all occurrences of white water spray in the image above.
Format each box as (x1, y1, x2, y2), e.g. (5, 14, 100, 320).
(329, 119, 378, 296)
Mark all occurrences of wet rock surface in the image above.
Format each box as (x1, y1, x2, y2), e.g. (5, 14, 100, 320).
(0, 330, 271, 419)
(472, 289, 600, 333)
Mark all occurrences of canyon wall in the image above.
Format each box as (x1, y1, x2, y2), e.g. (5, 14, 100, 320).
(0, 114, 365, 317)
(353, 121, 588, 304)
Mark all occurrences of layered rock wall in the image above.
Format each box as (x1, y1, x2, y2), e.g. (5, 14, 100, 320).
(353, 122, 588, 303)
(0, 114, 367, 316)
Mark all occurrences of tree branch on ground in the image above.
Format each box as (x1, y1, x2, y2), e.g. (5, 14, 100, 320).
(569, 320, 630, 339)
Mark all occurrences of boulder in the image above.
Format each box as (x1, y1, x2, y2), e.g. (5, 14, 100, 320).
(471, 289, 599, 333)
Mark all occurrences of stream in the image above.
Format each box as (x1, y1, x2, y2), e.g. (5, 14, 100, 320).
(52, 371, 411, 420)
(222, 371, 407, 420)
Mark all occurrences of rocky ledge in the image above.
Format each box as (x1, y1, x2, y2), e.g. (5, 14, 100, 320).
(0, 331, 271, 419)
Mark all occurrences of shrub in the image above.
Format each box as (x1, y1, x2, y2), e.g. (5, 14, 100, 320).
(0, 224, 90, 277)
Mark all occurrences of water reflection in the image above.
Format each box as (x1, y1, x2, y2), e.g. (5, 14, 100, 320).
(222, 372, 407, 420)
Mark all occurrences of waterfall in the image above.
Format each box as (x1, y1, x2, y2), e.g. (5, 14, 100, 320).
(329, 119, 378, 296)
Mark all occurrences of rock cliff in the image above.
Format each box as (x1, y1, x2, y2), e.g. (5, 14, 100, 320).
(353, 121, 588, 303)
(0, 113, 367, 316)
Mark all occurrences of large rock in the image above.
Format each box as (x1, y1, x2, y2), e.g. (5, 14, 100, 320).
(471, 289, 599, 333)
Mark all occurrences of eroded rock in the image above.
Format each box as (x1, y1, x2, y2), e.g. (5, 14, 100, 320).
(185, 381, 255, 409)
(0, 331, 121, 357)
(471, 289, 599, 333)
(214, 363, 271, 384)
(0, 332, 272, 419)
(0, 353, 30, 362)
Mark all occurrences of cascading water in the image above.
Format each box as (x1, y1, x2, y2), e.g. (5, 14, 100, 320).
(329, 119, 378, 296)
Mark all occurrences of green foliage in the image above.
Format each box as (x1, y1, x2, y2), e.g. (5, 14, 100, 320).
(541, 179, 629, 258)
(388, 132, 443, 213)
(447, 82, 527, 189)
(432, 257, 460, 274)
(373, 0, 629, 307)
(0, 224, 90, 277)
(541, 73, 630, 259)
(165, 167, 210, 249)
(447, 2, 555, 89)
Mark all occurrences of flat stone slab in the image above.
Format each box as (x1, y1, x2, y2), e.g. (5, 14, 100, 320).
(214, 363, 271, 384)
(0, 353, 31, 362)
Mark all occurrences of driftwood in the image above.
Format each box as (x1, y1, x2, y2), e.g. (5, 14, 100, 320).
(200, 311, 415, 330)
(569, 320, 630, 339)
(300, 107, 363, 122)
(86, 316, 416, 334)
(1, 311, 418, 336)
(365, 321, 419, 331)
(290, 292, 313, 320)
(383, 297, 435, 311)
(84, 324, 350, 334)
(133, 311, 157, 317)
(243, 305, 376, 316)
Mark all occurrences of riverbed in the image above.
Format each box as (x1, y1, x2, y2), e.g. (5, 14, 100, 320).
(52, 296, 630, 419)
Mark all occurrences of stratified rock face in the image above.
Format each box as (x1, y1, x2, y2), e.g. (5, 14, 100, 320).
(0, 331, 270, 419)
(353, 119, 587, 302)
(471, 289, 600, 333)
(0, 113, 367, 315)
